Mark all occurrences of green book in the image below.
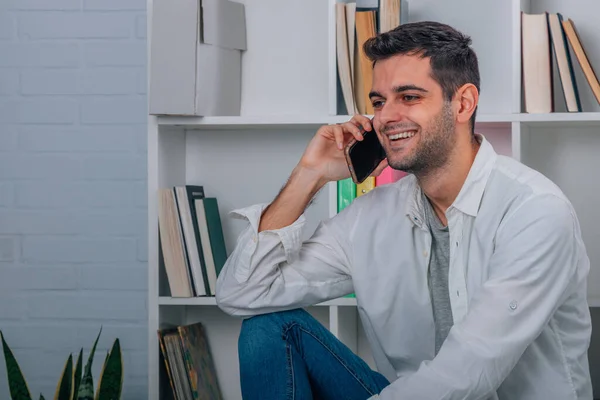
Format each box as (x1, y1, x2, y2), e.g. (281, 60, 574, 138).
(338, 178, 356, 298)
(337, 178, 356, 212)
(201, 198, 227, 277)
(194, 197, 228, 295)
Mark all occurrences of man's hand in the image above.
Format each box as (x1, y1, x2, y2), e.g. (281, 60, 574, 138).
(258, 115, 387, 232)
(299, 114, 387, 187)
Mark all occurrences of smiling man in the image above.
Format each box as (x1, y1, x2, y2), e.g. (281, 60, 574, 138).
(216, 21, 593, 400)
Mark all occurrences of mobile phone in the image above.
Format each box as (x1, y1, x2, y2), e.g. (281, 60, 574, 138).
(344, 127, 386, 184)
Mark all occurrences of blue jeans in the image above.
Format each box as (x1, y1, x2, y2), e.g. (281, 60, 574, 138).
(238, 308, 390, 399)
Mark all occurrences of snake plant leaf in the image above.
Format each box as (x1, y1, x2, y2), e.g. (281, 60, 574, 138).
(39, 395, 45, 400)
(71, 349, 83, 400)
(0, 331, 32, 400)
(95, 339, 122, 400)
(77, 327, 102, 400)
(53, 354, 72, 400)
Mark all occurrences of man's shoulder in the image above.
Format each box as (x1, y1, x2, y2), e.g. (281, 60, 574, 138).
(489, 155, 575, 219)
(492, 155, 567, 198)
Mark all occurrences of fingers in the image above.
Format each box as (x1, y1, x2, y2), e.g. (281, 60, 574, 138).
(332, 124, 345, 150)
(350, 115, 373, 132)
(325, 115, 372, 150)
(332, 122, 361, 149)
(340, 121, 364, 142)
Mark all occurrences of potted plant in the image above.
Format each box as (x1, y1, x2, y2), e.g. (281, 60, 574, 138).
(0, 327, 123, 400)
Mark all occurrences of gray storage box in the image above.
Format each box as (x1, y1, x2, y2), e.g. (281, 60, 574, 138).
(149, 0, 247, 116)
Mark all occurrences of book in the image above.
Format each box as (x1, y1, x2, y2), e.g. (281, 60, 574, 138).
(337, 178, 357, 212)
(158, 321, 223, 400)
(355, 10, 377, 114)
(158, 188, 194, 297)
(562, 17, 600, 106)
(357, 176, 375, 196)
(548, 13, 581, 112)
(194, 198, 228, 295)
(376, 167, 408, 186)
(336, 3, 357, 115)
(521, 12, 553, 113)
(178, 322, 223, 400)
(174, 186, 208, 296)
(379, 0, 400, 33)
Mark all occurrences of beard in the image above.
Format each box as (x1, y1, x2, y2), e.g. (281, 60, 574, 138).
(384, 102, 456, 176)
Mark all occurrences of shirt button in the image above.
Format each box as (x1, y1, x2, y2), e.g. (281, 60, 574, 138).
(252, 235, 257, 243)
(423, 251, 428, 258)
(509, 300, 518, 310)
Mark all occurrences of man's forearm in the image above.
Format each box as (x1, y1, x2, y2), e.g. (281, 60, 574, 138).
(259, 165, 326, 232)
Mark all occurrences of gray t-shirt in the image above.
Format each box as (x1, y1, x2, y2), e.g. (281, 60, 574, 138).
(422, 192, 454, 355)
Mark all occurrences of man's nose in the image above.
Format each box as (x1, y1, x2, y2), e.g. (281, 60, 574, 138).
(378, 103, 404, 127)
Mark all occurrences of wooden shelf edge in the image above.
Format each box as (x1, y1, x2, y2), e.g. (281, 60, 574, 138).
(155, 112, 600, 129)
(517, 112, 600, 122)
(158, 296, 357, 307)
(155, 113, 518, 129)
(155, 114, 351, 129)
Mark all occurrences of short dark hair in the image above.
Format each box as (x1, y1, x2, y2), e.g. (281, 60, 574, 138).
(364, 21, 480, 134)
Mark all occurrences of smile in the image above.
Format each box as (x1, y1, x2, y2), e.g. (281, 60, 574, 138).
(388, 130, 417, 140)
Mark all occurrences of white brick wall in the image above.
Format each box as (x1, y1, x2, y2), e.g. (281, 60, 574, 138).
(0, 0, 148, 398)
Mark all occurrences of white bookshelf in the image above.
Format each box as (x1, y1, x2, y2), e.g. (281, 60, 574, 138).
(147, 0, 600, 398)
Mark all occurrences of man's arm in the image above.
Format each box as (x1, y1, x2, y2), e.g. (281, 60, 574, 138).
(258, 164, 325, 232)
(372, 193, 585, 399)
(216, 116, 385, 316)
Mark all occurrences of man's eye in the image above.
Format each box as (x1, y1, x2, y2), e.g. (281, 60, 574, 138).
(372, 100, 384, 108)
(403, 95, 419, 101)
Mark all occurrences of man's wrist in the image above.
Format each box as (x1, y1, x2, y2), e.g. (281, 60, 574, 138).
(289, 164, 327, 198)
(258, 165, 325, 232)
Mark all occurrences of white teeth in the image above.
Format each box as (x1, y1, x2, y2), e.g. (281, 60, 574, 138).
(389, 131, 416, 140)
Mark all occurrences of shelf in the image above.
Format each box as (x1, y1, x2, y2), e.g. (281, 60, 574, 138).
(155, 113, 515, 130)
(517, 112, 600, 127)
(155, 112, 600, 130)
(158, 296, 600, 308)
(588, 298, 600, 308)
(158, 296, 357, 307)
(156, 115, 352, 130)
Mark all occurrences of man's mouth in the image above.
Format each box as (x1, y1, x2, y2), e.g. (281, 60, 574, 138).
(387, 130, 417, 142)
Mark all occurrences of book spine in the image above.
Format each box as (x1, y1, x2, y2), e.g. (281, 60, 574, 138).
(337, 178, 357, 212)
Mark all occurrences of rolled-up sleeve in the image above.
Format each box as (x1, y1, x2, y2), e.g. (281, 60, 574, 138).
(375, 193, 583, 399)
(215, 203, 355, 317)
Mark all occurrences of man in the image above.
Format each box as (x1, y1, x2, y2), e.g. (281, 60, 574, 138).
(216, 21, 593, 399)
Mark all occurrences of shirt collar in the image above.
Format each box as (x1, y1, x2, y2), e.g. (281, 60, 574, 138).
(405, 134, 497, 224)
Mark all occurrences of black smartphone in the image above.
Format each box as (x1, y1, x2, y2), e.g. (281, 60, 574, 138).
(344, 127, 386, 184)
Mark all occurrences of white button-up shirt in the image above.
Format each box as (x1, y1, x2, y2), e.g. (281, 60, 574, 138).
(216, 135, 593, 399)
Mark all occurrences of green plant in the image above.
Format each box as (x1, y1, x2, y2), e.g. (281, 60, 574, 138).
(0, 327, 123, 400)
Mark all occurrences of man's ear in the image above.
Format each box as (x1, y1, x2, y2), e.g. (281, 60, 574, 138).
(455, 83, 478, 125)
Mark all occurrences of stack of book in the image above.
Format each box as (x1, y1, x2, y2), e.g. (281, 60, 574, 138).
(335, 0, 409, 115)
(157, 321, 223, 400)
(338, 167, 408, 214)
(157, 185, 227, 297)
(522, 12, 600, 113)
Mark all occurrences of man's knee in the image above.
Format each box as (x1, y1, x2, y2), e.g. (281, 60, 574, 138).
(238, 309, 309, 361)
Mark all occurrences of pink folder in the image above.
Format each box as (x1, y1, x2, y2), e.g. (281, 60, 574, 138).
(376, 166, 408, 186)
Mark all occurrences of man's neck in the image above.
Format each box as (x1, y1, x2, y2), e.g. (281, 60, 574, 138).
(417, 135, 480, 226)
